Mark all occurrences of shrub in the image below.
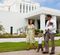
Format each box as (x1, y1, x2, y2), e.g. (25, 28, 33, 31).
(40, 30, 43, 33)
(35, 29, 40, 35)
(19, 33, 26, 38)
(35, 29, 43, 35)
(55, 33, 60, 37)
(0, 33, 26, 38)
(35, 29, 43, 37)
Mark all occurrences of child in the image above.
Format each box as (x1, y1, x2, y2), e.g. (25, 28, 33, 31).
(45, 22, 53, 34)
(37, 31, 43, 52)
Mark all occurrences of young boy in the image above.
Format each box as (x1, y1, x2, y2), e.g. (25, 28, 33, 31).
(37, 31, 43, 52)
(45, 22, 53, 34)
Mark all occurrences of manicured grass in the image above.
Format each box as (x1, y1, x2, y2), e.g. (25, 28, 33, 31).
(0, 40, 60, 52)
(0, 42, 28, 52)
(49, 40, 60, 46)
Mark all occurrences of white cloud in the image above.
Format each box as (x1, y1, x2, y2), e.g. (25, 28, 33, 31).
(0, 0, 4, 3)
(0, 0, 15, 6)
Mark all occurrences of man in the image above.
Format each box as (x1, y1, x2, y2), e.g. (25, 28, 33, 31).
(43, 15, 56, 54)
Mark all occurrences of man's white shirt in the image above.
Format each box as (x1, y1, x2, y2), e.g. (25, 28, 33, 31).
(45, 19, 56, 33)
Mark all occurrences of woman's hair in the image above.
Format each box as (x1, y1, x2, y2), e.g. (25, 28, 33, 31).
(28, 19, 34, 24)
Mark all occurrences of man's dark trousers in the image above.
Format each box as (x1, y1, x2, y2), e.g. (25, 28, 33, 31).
(44, 33, 55, 53)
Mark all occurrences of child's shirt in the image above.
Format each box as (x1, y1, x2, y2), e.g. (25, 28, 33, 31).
(38, 37, 43, 44)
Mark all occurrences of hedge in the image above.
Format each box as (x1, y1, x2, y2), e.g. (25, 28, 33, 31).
(55, 33, 60, 37)
(0, 32, 60, 38)
(0, 33, 26, 38)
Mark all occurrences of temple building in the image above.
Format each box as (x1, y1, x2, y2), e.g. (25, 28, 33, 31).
(0, 0, 60, 34)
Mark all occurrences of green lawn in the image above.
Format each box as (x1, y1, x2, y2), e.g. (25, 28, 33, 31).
(0, 40, 60, 52)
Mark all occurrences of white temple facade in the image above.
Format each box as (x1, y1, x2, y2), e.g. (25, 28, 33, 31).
(0, 0, 60, 34)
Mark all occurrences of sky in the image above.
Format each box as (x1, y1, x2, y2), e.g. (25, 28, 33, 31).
(33, 0, 60, 10)
(0, 0, 4, 3)
(0, 0, 60, 10)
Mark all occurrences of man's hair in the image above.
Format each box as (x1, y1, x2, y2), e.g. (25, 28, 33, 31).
(47, 14, 52, 18)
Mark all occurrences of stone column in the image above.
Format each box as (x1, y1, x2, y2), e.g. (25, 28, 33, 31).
(35, 19, 38, 29)
(31, 5, 32, 11)
(22, 3, 23, 13)
(28, 4, 29, 13)
(40, 14, 46, 31)
(8, 6, 11, 11)
(25, 4, 26, 13)
(52, 15, 57, 32)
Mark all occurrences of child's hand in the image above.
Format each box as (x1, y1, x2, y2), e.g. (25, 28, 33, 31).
(45, 29, 46, 31)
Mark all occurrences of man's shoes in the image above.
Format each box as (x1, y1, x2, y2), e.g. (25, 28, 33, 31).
(43, 51, 49, 54)
(50, 52, 55, 54)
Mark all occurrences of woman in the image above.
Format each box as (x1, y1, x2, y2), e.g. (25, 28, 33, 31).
(26, 19, 36, 49)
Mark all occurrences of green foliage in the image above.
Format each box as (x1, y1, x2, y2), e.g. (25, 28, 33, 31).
(0, 32, 60, 38)
(0, 33, 26, 38)
(35, 29, 43, 35)
(55, 33, 60, 37)
(19, 33, 26, 38)
(40, 30, 43, 33)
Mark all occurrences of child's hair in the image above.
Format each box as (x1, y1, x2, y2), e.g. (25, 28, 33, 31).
(49, 22, 53, 25)
(37, 30, 43, 37)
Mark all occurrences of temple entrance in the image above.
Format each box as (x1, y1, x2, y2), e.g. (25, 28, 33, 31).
(37, 20, 40, 29)
(57, 16, 60, 33)
(26, 15, 58, 33)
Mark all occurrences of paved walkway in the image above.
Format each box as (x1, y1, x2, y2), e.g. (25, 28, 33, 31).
(0, 47, 60, 55)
